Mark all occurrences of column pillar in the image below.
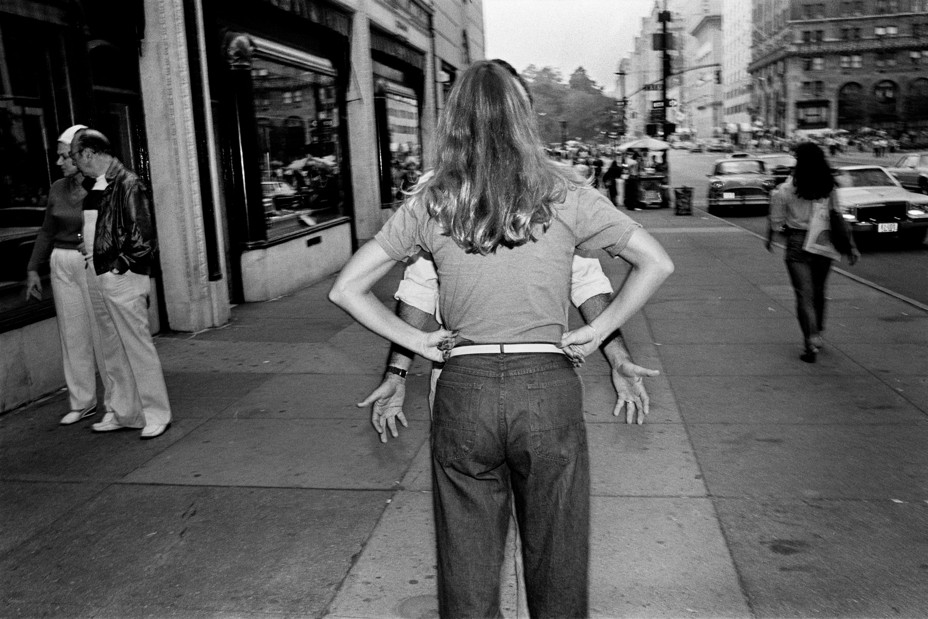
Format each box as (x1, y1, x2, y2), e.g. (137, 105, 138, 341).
(346, 8, 383, 241)
(138, 0, 230, 331)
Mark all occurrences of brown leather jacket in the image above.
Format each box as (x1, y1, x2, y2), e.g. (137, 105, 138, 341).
(92, 158, 157, 276)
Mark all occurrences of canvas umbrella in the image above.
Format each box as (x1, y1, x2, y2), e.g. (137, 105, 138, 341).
(617, 137, 671, 152)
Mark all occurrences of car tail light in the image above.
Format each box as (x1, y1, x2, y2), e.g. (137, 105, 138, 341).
(710, 181, 724, 190)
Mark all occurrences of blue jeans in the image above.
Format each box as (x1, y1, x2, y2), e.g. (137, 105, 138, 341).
(431, 353, 590, 619)
(784, 231, 833, 347)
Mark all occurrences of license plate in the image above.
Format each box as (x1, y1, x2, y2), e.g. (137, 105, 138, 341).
(877, 223, 898, 233)
(723, 192, 735, 199)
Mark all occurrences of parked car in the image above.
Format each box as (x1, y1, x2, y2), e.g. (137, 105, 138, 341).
(706, 158, 776, 214)
(833, 165, 928, 246)
(262, 181, 301, 214)
(885, 152, 928, 194)
(689, 141, 705, 153)
(756, 154, 796, 186)
(706, 139, 734, 153)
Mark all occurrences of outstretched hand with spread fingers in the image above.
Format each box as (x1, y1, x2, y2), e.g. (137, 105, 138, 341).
(612, 361, 660, 424)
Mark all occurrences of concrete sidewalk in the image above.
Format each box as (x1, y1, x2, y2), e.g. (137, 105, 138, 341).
(2, 209, 927, 618)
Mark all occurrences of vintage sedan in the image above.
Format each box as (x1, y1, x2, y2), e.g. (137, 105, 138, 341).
(706, 158, 776, 213)
(756, 153, 796, 186)
(833, 165, 928, 246)
(886, 152, 928, 194)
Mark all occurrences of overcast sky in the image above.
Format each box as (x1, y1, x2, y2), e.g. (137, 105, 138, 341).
(483, 0, 656, 94)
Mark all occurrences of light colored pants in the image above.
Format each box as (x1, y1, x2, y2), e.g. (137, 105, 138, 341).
(49, 211, 131, 418)
(97, 269, 171, 427)
(50, 247, 109, 412)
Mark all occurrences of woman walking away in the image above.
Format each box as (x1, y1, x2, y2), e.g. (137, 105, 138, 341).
(767, 142, 859, 363)
(330, 60, 673, 618)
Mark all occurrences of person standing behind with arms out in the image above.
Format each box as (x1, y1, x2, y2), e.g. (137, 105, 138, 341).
(24, 125, 125, 426)
(69, 129, 172, 439)
(767, 141, 859, 363)
(330, 61, 673, 618)
(359, 254, 658, 443)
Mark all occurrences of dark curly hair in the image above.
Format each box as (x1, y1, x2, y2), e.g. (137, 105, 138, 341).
(792, 141, 835, 201)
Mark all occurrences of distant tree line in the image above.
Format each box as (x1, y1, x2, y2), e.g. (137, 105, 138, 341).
(521, 65, 617, 144)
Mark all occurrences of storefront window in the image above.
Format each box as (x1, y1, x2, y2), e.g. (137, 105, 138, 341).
(382, 82, 422, 205)
(0, 16, 69, 325)
(251, 51, 345, 239)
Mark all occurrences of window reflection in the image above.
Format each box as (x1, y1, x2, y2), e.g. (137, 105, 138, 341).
(385, 85, 421, 204)
(251, 56, 345, 237)
(0, 18, 61, 318)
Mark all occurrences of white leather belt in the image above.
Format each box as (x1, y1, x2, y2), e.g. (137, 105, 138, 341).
(447, 343, 564, 357)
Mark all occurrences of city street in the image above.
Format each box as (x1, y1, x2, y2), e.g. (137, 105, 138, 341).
(666, 149, 928, 308)
(3, 204, 927, 618)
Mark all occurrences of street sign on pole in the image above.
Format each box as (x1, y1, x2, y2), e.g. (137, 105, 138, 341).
(651, 100, 664, 109)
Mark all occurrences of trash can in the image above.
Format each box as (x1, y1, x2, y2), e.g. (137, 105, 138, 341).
(674, 186, 693, 216)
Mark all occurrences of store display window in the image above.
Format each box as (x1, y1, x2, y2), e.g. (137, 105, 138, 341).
(250, 39, 346, 239)
(373, 61, 422, 208)
(0, 16, 70, 327)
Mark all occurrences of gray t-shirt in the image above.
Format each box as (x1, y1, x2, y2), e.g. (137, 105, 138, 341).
(376, 185, 640, 344)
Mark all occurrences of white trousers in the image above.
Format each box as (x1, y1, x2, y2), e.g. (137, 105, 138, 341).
(49, 212, 144, 425)
(97, 269, 171, 427)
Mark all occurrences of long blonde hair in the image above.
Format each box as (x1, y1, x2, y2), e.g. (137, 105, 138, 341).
(408, 60, 580, 255)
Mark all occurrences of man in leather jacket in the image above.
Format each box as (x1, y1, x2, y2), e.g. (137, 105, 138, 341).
(69, 129, 172, 439)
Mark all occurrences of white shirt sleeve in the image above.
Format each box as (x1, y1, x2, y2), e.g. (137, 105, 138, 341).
(395, 253, 441, 320)
(569, 255, 613, 308)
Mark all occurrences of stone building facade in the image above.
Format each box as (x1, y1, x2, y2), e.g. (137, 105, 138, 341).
(750, 0, 928, 136)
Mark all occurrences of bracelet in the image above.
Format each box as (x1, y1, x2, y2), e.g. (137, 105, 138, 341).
(385, 366, 407, 379)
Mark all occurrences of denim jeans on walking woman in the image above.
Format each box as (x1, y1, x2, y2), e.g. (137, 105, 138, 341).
(431, 353, 590, 619)
(784, 230, 833, 347)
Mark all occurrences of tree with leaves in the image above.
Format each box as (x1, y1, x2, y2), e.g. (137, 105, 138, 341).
(521, 65, 618, 144)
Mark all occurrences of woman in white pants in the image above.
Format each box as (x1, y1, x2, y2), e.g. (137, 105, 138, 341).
(24, 125, 134, 426)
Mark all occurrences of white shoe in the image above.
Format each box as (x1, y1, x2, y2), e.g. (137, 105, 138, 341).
(140, 423, 170, 440)
(92, 412, 131, 433)
(60, 404, 96, 425)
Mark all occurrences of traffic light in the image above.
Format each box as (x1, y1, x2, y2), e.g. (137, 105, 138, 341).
(646, 123, 659, 137)
(716, 70, 722, 84)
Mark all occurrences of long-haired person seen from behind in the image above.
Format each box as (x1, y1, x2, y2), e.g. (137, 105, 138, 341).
(792, 141, 835, 202)
(409, 61, 582, 255)
(768, 141, 858, 364)
(329, 59, 672, 617)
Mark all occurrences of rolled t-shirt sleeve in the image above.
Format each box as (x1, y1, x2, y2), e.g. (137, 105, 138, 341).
(574, 189, 641, 257)
(569, 255, 612, 308)
(395, 254, 439, 315)
(374, 200, 428, 261)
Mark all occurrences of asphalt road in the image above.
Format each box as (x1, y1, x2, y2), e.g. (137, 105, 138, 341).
(666, 149, 928, 308)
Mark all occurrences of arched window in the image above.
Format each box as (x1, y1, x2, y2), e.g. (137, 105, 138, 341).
(871, 80, 899, 127)
(837, 82, 866, 129)
(906, 78, 928, 122)
(873, 80, 897, 104)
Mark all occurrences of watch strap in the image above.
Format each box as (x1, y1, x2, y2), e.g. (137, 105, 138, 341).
(385, 366, 408, 379)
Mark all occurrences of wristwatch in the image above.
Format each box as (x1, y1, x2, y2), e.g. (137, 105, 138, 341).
(385, 366, 407, 379)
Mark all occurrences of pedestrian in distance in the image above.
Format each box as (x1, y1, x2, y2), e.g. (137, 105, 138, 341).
(23, 125, 127, 426)
(766, 141, 859, 363)
(603, 159, 622, 207)
(69, 128, 173, 439)
(329, 59, 673, 618)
